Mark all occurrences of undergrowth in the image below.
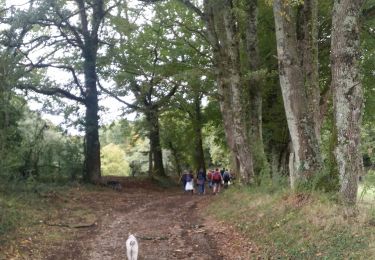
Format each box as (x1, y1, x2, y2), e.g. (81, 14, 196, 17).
(207, 183, 375, 259)
(0, 178, 79, 256)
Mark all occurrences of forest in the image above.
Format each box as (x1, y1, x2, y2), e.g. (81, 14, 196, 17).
(0, 0, 374, 259)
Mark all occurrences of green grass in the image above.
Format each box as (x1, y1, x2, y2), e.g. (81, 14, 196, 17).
(359, 184, 375, 204)
(0, 198, 21, 243)
(359, 170, 375, 204)
(0, 179, 89, 258)
(207, 186, 375, 259)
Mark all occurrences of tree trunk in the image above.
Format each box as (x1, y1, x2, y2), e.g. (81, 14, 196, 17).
(193, 95, 206, 172)
(243, 0, 269, 181)
(298, 0, 321, 138)
(205, 0, 255, 184)
(83, 53, 101, 183)
(331, 0, 364, 208)
(273, 0, 321, 188)
(168, 141, 182, 176)
(278, 142, 290, 176)
(148, 148, 153, 177)
(147, 108, 166, 177)
(80, 0, 104, 183)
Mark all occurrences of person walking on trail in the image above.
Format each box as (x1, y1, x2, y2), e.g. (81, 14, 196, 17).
(196, 168, 207, 195)
(223, 169, 231, 188)
(179, 170, 188, 191)
(220, 167, 225, 176)
(207, 169, 213, 189)
(185, 170, 194, 194)
(212, 168, 222, 195)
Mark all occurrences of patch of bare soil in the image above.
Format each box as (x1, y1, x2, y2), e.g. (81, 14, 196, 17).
(4, 178, 255, 259)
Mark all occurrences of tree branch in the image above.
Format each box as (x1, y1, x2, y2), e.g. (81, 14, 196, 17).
(177, 0, 206, 21)
(32, 63, 85, 96)
(75, 0, 90, 40)
(154, 83, 179, 108)
(52, 7, 85, 48)
(139, 0, 206, 20)
(173, 20, 210, 44)
(92, 0, 105, 41)
(17, 84, 86, 104)
(97, 80, 140, 110)
(170, 25, 212, 62)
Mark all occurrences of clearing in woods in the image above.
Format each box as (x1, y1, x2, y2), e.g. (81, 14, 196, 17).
(3, 177, 255, 259)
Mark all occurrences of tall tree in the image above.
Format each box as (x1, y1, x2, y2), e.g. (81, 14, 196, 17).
(140, 0, 258, 184)
(239, 0, 270, 181)
(298, 0, 320, 138)
(4, 0, 117, 182)
(173, 84, 207, 172)
(272, 0, 322, 188)
(205, 0, 256, 183)
(330, 0, 364, 208)
(105, 19, 181, 177)
(155, 1, 213, 173)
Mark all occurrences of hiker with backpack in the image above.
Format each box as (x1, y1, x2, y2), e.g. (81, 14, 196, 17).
(223, 169, 231, 188)
(207, 169, 213, 189)
(196, 168, 207, 195)
(180, 170, 188, 191)
(212, 168, 223, 195)
(184, 170, 194, 194)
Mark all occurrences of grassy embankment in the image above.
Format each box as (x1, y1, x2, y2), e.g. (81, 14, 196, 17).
(0, 180, 97, 258)
(207, 180, 375, 259)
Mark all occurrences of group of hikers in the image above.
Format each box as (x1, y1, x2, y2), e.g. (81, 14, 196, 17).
(179, 168, 234, 195)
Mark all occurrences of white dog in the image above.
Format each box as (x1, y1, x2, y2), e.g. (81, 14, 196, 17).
(126, 234, 138, 260)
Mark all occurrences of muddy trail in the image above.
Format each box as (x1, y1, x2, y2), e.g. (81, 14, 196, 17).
(33, 178, 255, 260)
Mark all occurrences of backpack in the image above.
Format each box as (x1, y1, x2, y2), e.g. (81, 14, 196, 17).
(185, 174, 192, 182)
(223, 172, 230, 182)
(213, 172, 221, 181)
(197, 171, 205, 180)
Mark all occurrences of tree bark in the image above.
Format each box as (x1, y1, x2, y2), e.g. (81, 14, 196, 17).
(168, 141, 182, 175)
(83, 56, 101, 183)
(273, 0, 322, 188)
(80, 0, 103, 183)
(297, 0, 321, 138)
(331, 0, 364, 207)
(205, 0, 255, 184)
(243, 0, 269, 180)
(193, 94, 206, 172)
(273, 0, 321, 188)
(146, 108, 166, 177)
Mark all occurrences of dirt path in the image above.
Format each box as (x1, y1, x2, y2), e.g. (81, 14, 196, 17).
(9, 179, 254, 260)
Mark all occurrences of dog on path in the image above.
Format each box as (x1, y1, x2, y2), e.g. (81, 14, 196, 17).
(126, 233, 138, 260)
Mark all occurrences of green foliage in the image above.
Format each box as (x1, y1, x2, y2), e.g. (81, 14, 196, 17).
(100, 119, 131, 147)
(203, 100, 231, 167)
(360, 170, 375, 203)
(123, 126, 150, 175)
(0, 181, 89, 250)
(0, 198, 20, 244)
(362, 1, 375, 125)
(362, 123, 375, 168)
(160, 109, 195, 170)
(0, 96, 83, 182)
(14, 110, 83, 181)
(99, 119, 151, 175)
(101, 143, 130, 176)
(0, 50, 26, 177)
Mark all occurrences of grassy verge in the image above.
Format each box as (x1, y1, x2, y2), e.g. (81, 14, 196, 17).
(207, 185, 375, 259)
(0, 179, 95, 259)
